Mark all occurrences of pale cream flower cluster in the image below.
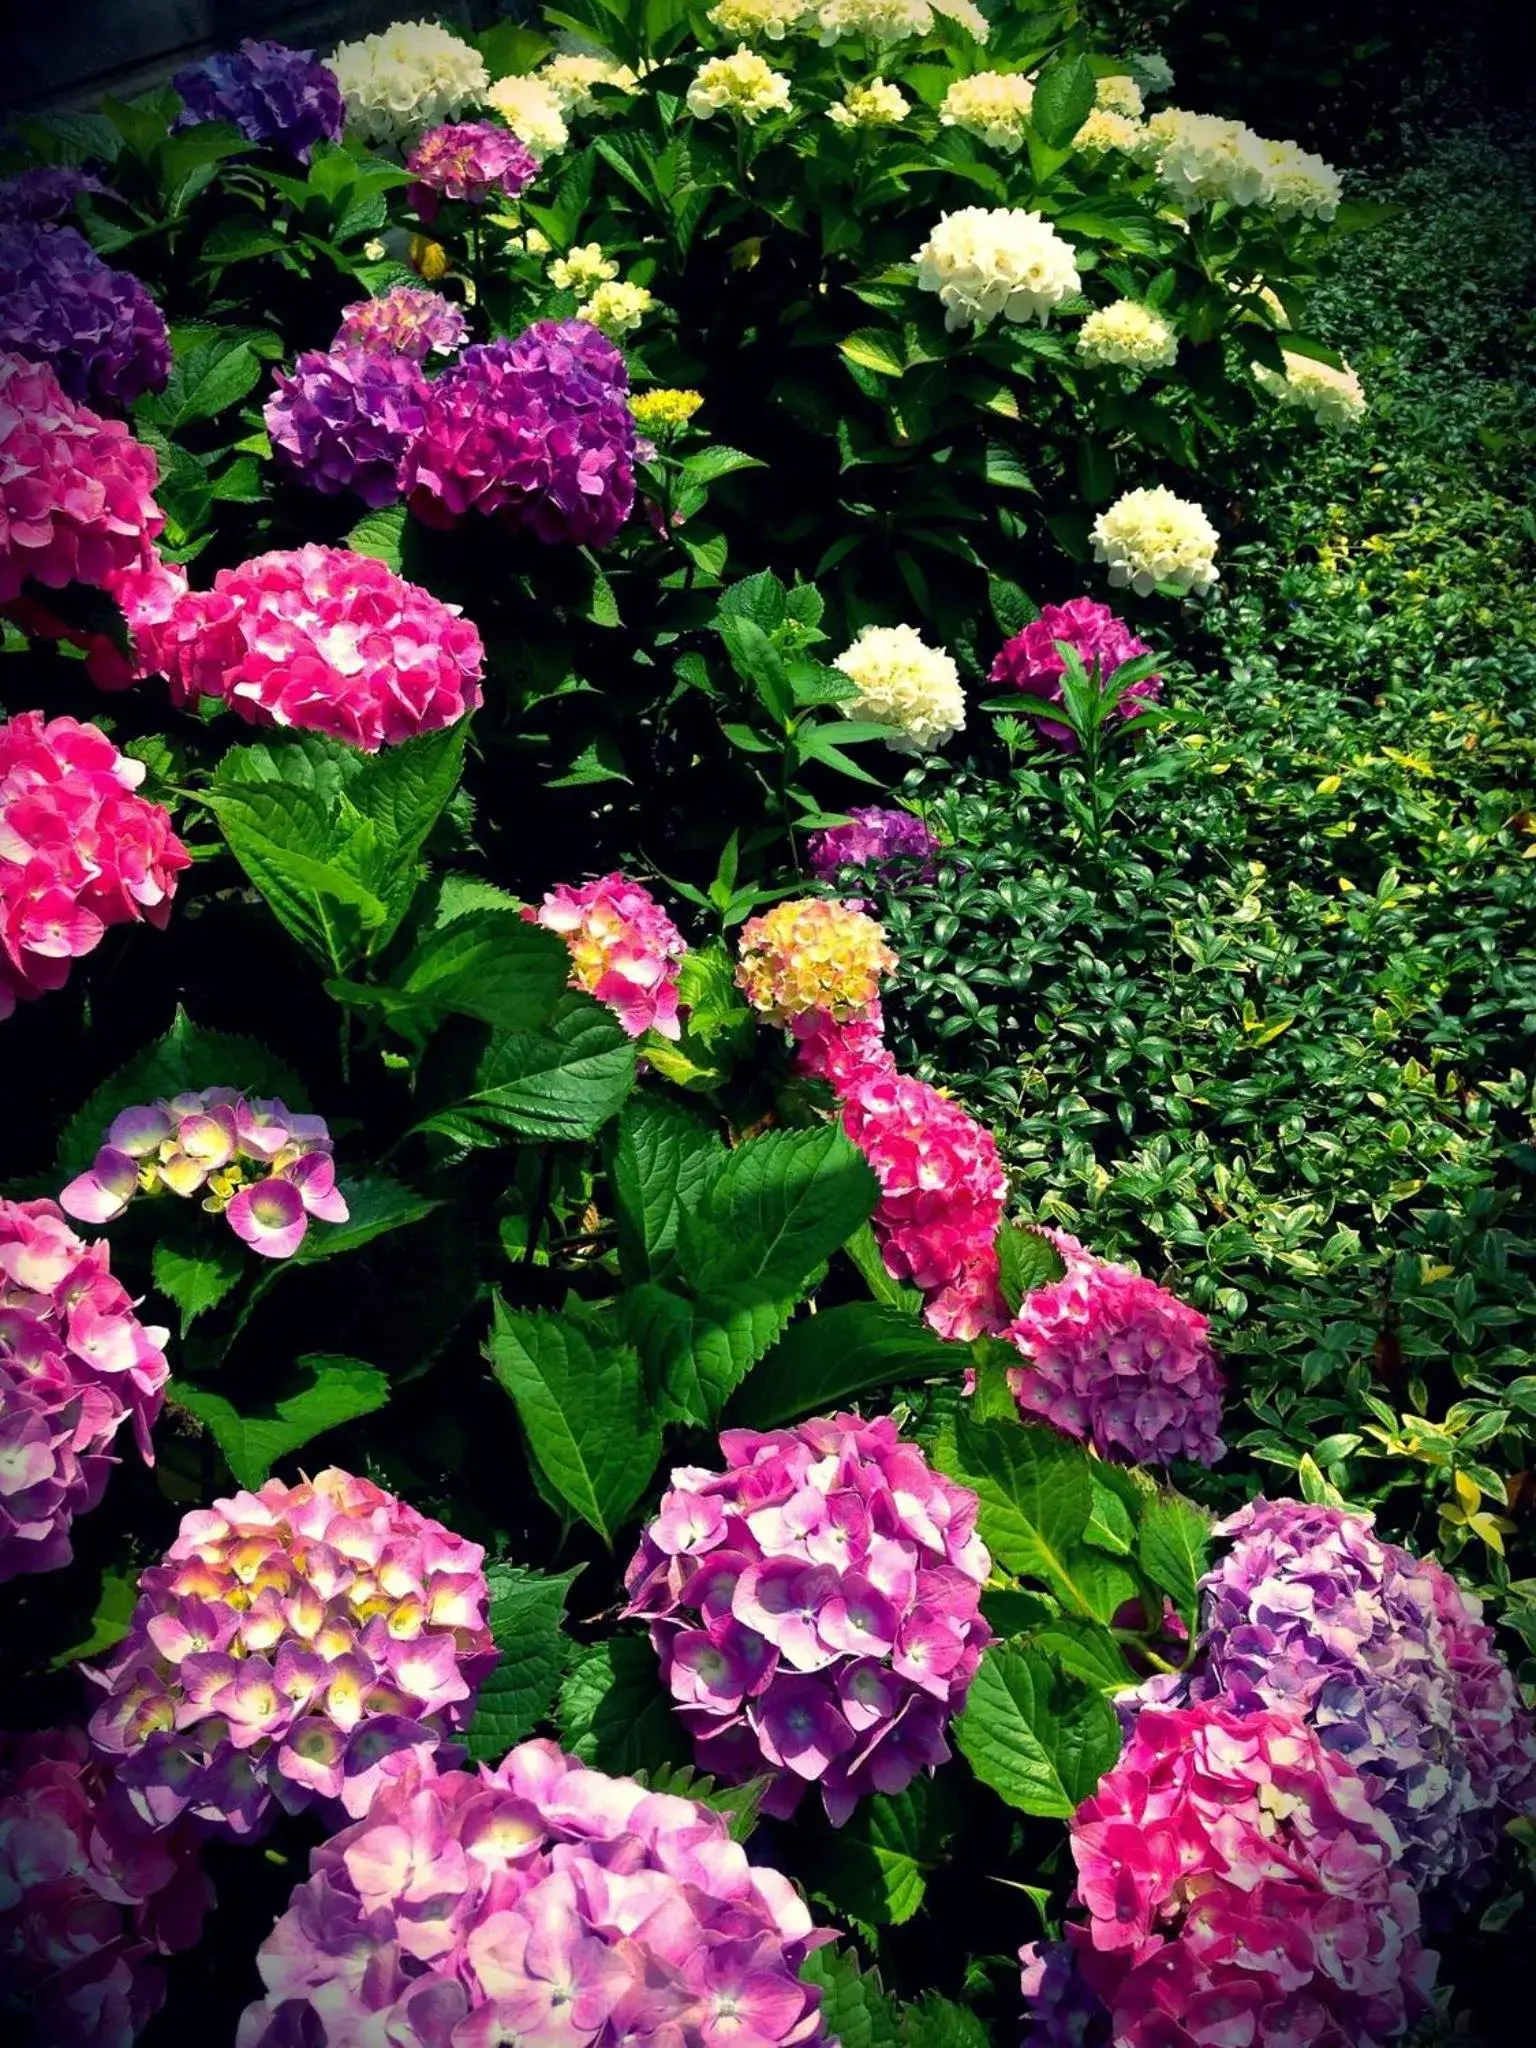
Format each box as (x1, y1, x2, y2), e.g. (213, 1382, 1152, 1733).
(1254, 349, 1366, 427)
(914, 206, 1081, 332)
(707, 0, 807, 37)
(812, 0, 987, 43)
(1263, 138, 1343, 221)
(939, 71, 1036, 154)
(687, 47, 792, 122)
(1146, 109, 1272, 209)
(827, 77, 910, 127)
(485, 74, 570, 157)
(1095, 73, 1145, 118)
(1074, 107, 1144, 156)
(577, 280, 656, 338)
(537, 52, 638, 113)
(834, 624, 966, 753)
(329, 21, 488, 144)
(548, 244, 618, 294)
(1091, 486, 1220, 598)
(1076, 299, 1178, 371)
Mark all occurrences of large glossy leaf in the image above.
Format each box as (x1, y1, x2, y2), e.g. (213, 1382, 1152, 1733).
(608, 1096, 723, 1285)
(175, 1355, 390, 1490)
(677, 1126, 876, 1296)
(616, 1280, 795, 1428)
(955, 1643, 1122, 1816)
(728, 1304, 958, 1429)
(466, 1564, 581, 1763)
(419, 994, 637, 1147)
(557, 1637, 693, 1776)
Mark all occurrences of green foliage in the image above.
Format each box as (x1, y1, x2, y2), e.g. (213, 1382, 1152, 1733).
(955, 1642, 1123, 1816)
(466, 1564, 581, 1762)
(174, 1355, 391, 1490)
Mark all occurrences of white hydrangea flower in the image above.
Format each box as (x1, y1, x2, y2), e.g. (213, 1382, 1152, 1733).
(1254, 348, 1366, 427)
(834, 624, 966, 754)
(812, 0, 987, 44)
(1095, 73, 1144, 118)
(577, 280, 656, 338)
(687, 47, 792, 123)
(1077, 300, 1178, 371)
(1261, 138, 1343, 221)
(506, 226, 552, 256)
(538, 52, 638, 114)
(1074, 107, 1145, 156)
(914, 206, 1081, 333)
(1091, 485, 1220, 598)
(939, 72, 1036, 154)
(329, 20, 489, 144)
(707, 0, 808, 38)
(1148, 109, 1272, 210)
(929, 0, 990, 35)
(828, 77, 910, 127)
(549, 243, 619, 293)
(485, 74, 570, 157)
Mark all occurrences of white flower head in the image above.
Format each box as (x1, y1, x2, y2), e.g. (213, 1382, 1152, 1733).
(939, 72, 1036, 154)
(1254, 349, 1366, 427)
(707, 0, 809, 39)
(1091, 485, 1220, 598)
(812, 0, 987, 43)
(538, 52, 638, 114)
(329, 20, 489, 144)
(486, 74, 570, 158)
(687, 47, 792, 123)
(1095, 74, 1145, 118)
(1074, 107, 1144, 157)
(914, 206, 1081, 333)
(577, 280, 656, 338)
(1077, 300, 1178, 372)
(1148, 109, 1272, 210)
(549, 243, 619, 294)
(834, 624, 966, 753)
(1261, 138, 1343, 221)
(828, 76, 910, 127)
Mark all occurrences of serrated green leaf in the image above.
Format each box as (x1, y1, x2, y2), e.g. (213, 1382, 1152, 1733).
(348, 506, 407, 569)
(1030, 1616, 1137, 1691)
(557, 1637, 693, 1775)
(903, 1994, 990, 2048)
(1137, 1488, 1211, 1620)
(50, 1566, 139, 1670)
(1031, 53, 1096, 148)
(812, 1782, 947, 1927)
(728, 1304, 959, 1430)
(175, 1355, 390, 1489)
(995, 1223, 1068, 1314)
(678, 1127, 876, 1296)
(608, 1096, 723, 1285)
(466, 1564, 580, 1762)
(956, 1644, 1122, 1816)
(616, 1280, 795, 1427)
(798, 1947, 900, 2048)
(289, 1176, 439, 1264)
(629, 1763, 771, 1843)
(152, 1231, 246, 1335)
(420, 993, 637, 1147)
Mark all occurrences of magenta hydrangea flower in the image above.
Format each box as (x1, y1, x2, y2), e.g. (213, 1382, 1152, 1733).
(1152, 1498, 1536, 1902)
(237, 1741, 834, 2048)
(1004, 1228, 1224, 1466)
(407, 121, 539, 222)
(0, 1199, 169, 1581)
(334, 285, 469, 362)
(87, 1468, 497, 1840)
(0, 225, 168, 413)
(0, 1727, 211, 2048)
(1024, 1701, 1437, 2048)
(990, 597, 1162, 749)
(625, 1413, 992, 1824)
(527, 873, 687, 1040)
(401, 320, 637, 547)
(131, 542, 484, 752)
(173, 38, 345, 161)
(806, 807, 939, 884)
(264, 344, 430, 507)
(62, 1087, 349, 1261)
(0, 713, 190, 1020)
(0, 167, 109, 225)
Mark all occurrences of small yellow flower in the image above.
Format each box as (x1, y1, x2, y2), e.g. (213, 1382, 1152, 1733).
(736, 898, 896, 1026)
(630, 388, 704, 435)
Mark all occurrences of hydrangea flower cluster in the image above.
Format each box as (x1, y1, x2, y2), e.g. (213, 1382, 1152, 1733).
(89, 1468, 497, 1839)
(833, 622, 966, 753)
(827, 78, 911, 127)
(407, 122, 538, 222)
(1019, 1942, 1111, 2048)
(1254, 347, 1367, 427)
(914, 207, 1081, 333)
(709, 0, 808, 39)
(401, 320, 637, 547)
(1003, 1227, 1224, 1466)
(172, 38, 344, 160)
(687, 47, 793, 123)
(1146, 109, 1273, 210)
(735, 897, 896, 1026)
(1076, 299, 1178, 372)
(0, 713, 188, 1021)
(0, 1728, 211, 2048)
(485, 73, 569, 157)
(264, 345, 429, 507)
(329, 20, 488, 144)
(1095, 74, 1145, 118)
(237, 1741, 835, 2048)
(130, 543, 484, 752)
(807, 806, 938, 883)
(1262, 138, 1343, 220)
(630, 386, 704, 435)
(990, 597, 1163, 748)
(61, 1088, 349, 1261)
(812, 0, 988, 40)
(579, 280, 655, 339)
(549, 242, 618, 294)
(939, 72, 1036, 153)
(538, 52, 639, 112)
(625, 1414, 992, 1822)
(0, 224, 169, 412)
(0, 165, 107, 224)
(1024, 1703, 1435, 2048)
(1091, 485, 1220, 598)
(1146, 1498, 1536, 1899)
(1073, 107, 1145, 156)
(335, 284, 467, 361)
(528, 873, 687, 1040)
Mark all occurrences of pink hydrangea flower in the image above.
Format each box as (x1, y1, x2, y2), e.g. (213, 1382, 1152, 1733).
(237, 1741, 834, 2048)
(1004, 1228, 1224, 1466)
(625, 1413, 992, 1824)
(528, 872, 687, 1039)
(61, 1087, 348, 1261)
(0, 712, 190, 1019)
(1025, 1701, 1437, 2048)
(0, 1727, 211, 2048)
(0, 1198, 169, 1581)
(130, 543, 484, 752)
(990, 597, 1162, 749)
(334, 284, 469, 361)
(407, 121, 538, 222)
(87, 1468, 497, 1839)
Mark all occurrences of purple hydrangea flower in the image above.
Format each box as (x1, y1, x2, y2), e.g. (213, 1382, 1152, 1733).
(0, 166, 108, 225)
(173, 39, 344, 161)
(625, 1412, 992, 1824)
(264, 344, 429, 507)
(806, 806, 939, 884)
(990, 596, 1162, 750)
(401, 318, 637, 547)
(0, 224, 169, 411)
(406, 120, 538, 223)
(334, 284, 468, 361)
(1020, 1941, 1113, 2048)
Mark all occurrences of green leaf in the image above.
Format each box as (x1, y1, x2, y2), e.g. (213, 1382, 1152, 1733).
(290, 1176, 439, 1263)
(1030, 1616, 1137, 1691)
(728, 1304, 959, 1430)
(348, 506, 407, 570)
(955, 1643, 1122, 1816)
(50, 1566, 139, 1670)
(420, 993, 637, 1147)
(680, 446, 766, 485)
(839, 329, 908, 379)
(995, 1223, 1068, 1314)
(152, 1232, 246, 1334)
(717, 614, 792, 727)
(487, 1300, 662, 1544)
(616, 1280, 795, 1428)
(678, 1127, 876, 1296)
(466, 1564, 580, 1763)
(904, 1995, 991, 2048)
(359, 913, 572, 1038)
(558, 1637, 694, 1775)
(1086, 1476, 1136, 1556)
(1137, 1488, 1211, 1621)
(608, 1096, 723, 1285)
(1329, 199, 1406, 235)
(798, 1948, 900, 2048)
(812, 1782, 947, 1927)
(1030, 53, 1096, 148)
(175, 1355, 391, 1489)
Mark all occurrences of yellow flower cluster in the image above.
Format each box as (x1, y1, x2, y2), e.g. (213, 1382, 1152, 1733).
(827, 77, 910, 127)
(578, 280, 655, 338)
(1074, 107, 1144, 156)
(735, 897, 896, 1025)
(1076, 299, 1178, 372)
(538, 52, 638, 114)
(630, 389, 705, 434)
(548, 243, 618, 294)
(707, 0, 806, 38)
(1095, 73, 1145, 119)
(1091, 485, 1221, 598)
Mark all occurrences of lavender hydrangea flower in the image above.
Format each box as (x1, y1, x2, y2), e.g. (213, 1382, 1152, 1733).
(406, 120, 539, 222)
(807, 806, 939, 883)
(1019, 1941, 1112, 2048)
(0, 224, 169, 411)
(334, 284, 468, 361)
(264, 345, 429, 507)
(173, 39, 344, 161)
(0, 166, 108, 224)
